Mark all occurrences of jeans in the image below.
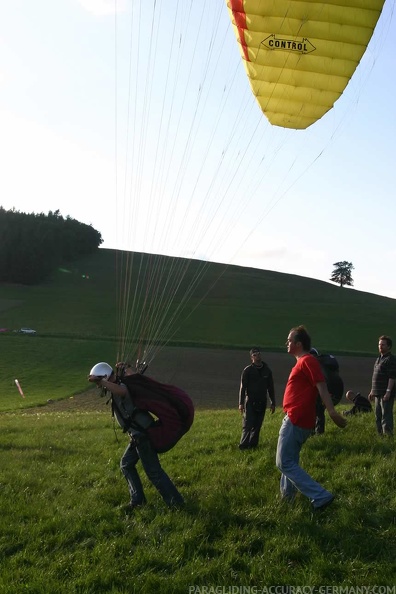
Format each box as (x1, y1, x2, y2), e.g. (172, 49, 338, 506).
(375, 396, 394, 435)
(120, 434, 184, 507)
(276, 415, 333, 508)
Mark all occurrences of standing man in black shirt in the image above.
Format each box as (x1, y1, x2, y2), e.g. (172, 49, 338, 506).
(368, 335, 396, 436)
(238, 347, 275, 449)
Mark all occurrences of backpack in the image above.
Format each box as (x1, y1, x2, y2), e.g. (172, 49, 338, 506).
(315, 353, 344, 406)
(121, 374, 195, 453)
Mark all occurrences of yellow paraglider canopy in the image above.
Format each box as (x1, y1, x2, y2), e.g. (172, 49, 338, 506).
(226, 0, 385, 129)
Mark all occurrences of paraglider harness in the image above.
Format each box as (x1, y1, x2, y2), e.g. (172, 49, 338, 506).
(102, 363, 194, 453)
(310, 350, 344, 405)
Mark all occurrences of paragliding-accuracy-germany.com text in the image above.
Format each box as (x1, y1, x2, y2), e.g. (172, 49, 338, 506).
(187, 587, 395, 594)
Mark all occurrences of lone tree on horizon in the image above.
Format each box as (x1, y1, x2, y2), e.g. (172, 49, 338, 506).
(330, 261, 354, 287)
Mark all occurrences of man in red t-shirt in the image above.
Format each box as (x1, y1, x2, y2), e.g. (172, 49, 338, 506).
(276, 325, 346, 510)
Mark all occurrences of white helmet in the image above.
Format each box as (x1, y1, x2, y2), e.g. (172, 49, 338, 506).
(89, 362, 114, 378)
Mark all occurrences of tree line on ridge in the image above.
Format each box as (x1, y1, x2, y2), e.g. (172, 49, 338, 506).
(0, 207, 102, 284)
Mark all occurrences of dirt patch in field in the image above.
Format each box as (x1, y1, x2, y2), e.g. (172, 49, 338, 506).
(23, 346, 374, 414)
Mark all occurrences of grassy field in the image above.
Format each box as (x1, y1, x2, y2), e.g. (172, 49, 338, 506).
(0, 335, 115, 412)
(1, 247, 395, 410)
(1, 249, 395, 592)
(0, 408, 395, 593)
(1, 248, 396, 354)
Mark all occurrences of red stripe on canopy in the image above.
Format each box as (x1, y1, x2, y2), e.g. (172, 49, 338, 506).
(228, 0, 250, 62)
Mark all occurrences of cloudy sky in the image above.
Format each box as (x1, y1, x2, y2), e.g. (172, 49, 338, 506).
(1, 0, 395, 297)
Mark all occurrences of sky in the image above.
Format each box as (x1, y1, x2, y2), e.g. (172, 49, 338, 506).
(1, 0, 396, 298)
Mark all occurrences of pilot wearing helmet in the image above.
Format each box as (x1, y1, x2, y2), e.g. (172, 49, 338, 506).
(88, 362, 185, 512)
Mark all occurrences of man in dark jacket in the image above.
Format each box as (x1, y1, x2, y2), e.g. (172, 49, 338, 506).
(238, 347, 275, 449)
(368, 335, 396, 436)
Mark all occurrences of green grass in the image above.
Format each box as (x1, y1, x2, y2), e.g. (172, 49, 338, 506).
(1, 249, 396, 591)
(1, 248, 396, 354)
(0, 409, 394, 593)
(0, 335, 115, 412)
(2, 247, 394, 411)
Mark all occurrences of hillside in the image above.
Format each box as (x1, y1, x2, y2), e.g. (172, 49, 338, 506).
(1, 247, 395, 354)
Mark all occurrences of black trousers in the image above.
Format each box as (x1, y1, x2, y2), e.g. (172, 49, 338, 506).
(239, 400, 266, 448)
